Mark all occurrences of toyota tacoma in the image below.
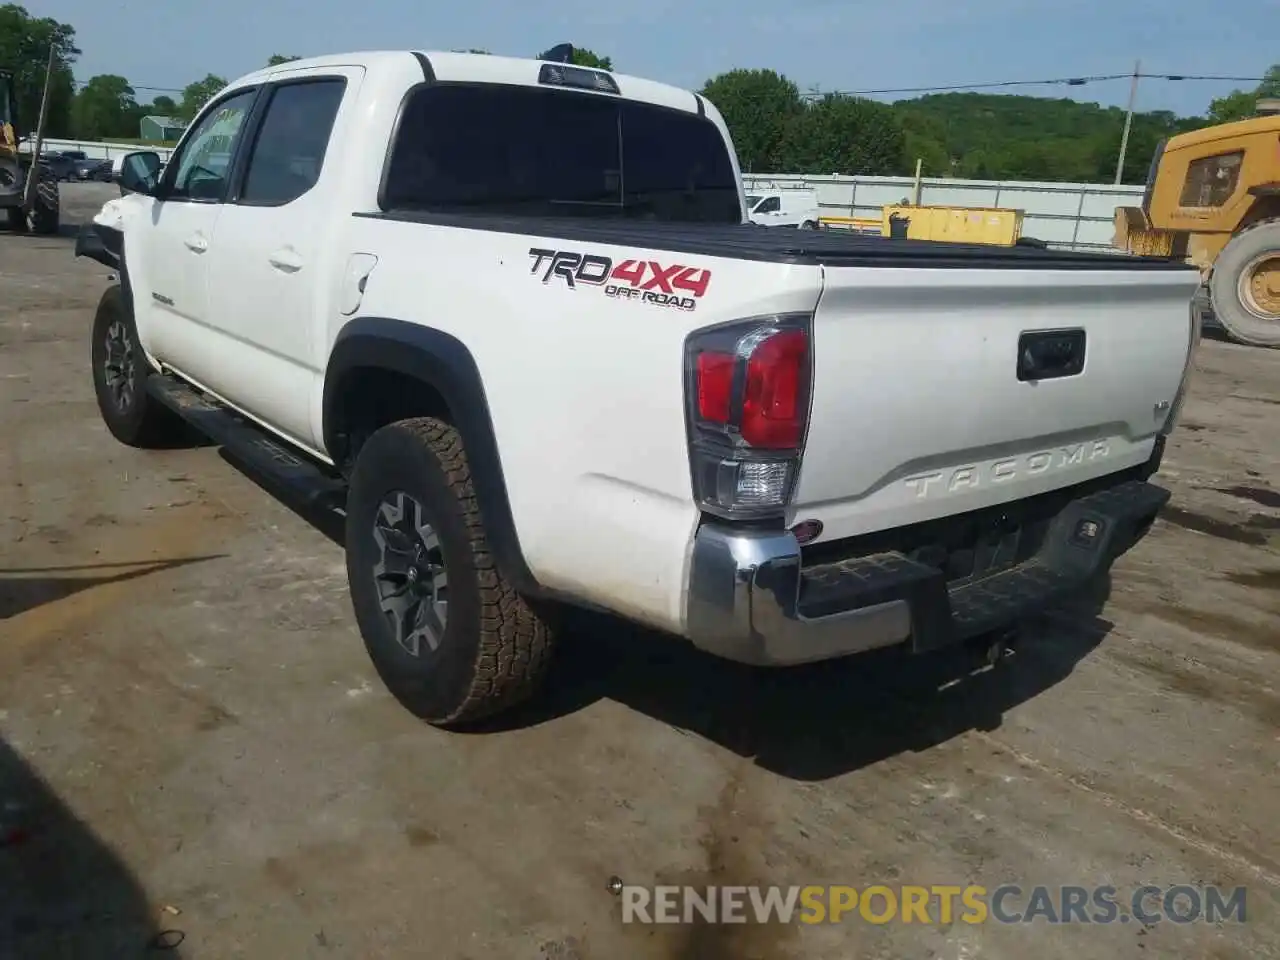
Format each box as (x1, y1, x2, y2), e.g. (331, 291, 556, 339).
(76, 48, 1202, 726)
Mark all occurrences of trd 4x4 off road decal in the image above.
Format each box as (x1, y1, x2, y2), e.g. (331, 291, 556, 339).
(528, 248, 711, 311)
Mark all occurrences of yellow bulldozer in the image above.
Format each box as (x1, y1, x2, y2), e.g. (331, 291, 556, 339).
(1, 66, 61, 234)
(1113, 99, 1280, 348)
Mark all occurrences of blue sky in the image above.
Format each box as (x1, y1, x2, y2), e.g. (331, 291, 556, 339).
(42, 0, 1278, 116)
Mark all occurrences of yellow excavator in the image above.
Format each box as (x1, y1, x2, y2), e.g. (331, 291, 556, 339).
(1113, 99, 1280, 348)
(0, 67, 61, 234)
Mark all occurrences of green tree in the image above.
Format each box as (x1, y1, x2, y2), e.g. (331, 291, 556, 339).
(1207, 89, 1258, 125)
(147, 94, 177, 115)
(266, 54, 300, 66)
(534, 45, 612, 69)
(901, 116, 953, 177)
(778, 94, 906, 176)
(69, 73, 136, 139)
(701, 68, 803, 173)
(570, 48, 611, 70)
(179, 74, 227, 120)
(890, 91, 1201, 183)
(0, 4, 78, 137)
(1207, 64, 1280, 124)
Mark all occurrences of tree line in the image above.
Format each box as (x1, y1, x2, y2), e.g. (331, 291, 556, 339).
(699, 64, 1279, 182)
(3, 3, 1276, 182)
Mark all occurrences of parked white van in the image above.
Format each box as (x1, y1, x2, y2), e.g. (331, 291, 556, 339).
(745, 189, 821, 229)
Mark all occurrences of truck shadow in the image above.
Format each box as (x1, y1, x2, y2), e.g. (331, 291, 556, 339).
(0, 557, 225, 621)
(0, 736, 184, 957)
(498, 578, 1115, 782)
(213, 452, 1114, 782)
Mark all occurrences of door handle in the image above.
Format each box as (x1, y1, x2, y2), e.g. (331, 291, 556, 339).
(268, 248, 304, 273)
(183, 233, 208, 254)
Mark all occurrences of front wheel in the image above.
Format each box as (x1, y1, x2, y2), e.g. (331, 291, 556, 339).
(90, 286, 187, 447)
(1209, 217, 1280, 348)
(345, 417, 556, 726)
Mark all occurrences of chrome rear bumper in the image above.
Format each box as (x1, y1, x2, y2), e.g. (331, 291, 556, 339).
(685, 476, 1170, 666)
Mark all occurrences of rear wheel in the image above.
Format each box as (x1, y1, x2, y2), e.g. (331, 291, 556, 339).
(345, 417, 556, 726)
(799, 219, 818, 230)
(1209, 217, 1280, 348)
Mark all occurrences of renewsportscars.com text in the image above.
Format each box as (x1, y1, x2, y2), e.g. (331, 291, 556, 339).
(620, 884, 1248, 926)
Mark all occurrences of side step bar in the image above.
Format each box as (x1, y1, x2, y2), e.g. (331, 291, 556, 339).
(146, 374, 347, 509)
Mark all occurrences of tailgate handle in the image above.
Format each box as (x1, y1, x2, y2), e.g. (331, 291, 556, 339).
(1017, 329, 1086, 382)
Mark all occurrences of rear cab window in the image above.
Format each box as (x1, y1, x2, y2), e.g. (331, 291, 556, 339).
(381, 83, 741, 223)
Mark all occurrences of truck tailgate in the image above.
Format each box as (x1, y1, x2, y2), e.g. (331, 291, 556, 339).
(794, 265, 1200, 541)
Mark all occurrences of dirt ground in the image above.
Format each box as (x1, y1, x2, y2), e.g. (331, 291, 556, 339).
(1, 183, 1278, 960)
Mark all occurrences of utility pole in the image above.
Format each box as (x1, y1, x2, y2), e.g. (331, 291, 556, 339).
(22, 44, 56, 212)
(1114, 59, 1141, 185)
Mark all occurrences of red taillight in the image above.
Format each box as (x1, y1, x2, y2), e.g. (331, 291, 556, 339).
(690, 324, 810, 450)
(696, 351, 735, 424)
(685, 315, 812, 520)
(741, 329, 807, 449)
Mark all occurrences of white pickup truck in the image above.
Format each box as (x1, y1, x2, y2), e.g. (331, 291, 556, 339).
(76, 48, 1202, 727)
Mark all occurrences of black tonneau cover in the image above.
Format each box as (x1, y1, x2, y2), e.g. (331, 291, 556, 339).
(357, 210, 1194, 271)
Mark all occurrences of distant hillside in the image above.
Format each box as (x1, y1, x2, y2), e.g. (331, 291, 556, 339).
(891, 92, 1205, 183)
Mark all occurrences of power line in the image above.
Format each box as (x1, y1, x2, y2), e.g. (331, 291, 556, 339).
(74, 69, 1272, 100)
(802, 72, 1271, 98)
(70, 78, 184, 94)
(820, 74, 1130, 96)
(1148, 73, 1274, 82)
(127, 83, 185, 94)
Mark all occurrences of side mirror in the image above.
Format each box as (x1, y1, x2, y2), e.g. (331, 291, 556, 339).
(117, 151, 162, 196)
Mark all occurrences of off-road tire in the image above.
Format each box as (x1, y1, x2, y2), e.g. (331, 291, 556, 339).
(30, 176, 60, 235)
(90, 286, 187, 447)
(1209, 217, 1280, 348)
(345, 417, 555, 726)
(5, 171, 60, 235)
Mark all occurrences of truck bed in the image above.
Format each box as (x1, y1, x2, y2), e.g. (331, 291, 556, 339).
(356, 209, 1193, 271)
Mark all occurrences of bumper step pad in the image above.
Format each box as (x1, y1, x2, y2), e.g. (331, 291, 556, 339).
(797, 480, 1170, 653)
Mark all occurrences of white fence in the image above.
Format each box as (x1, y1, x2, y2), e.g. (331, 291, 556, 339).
(26, 137, 177, 163)
(744, 173, 1144, 252)
(33, 137, 1140, 250)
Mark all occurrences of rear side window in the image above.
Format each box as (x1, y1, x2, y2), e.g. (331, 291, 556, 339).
(382, 84, 740, 222)
(240, 79, 346, 205)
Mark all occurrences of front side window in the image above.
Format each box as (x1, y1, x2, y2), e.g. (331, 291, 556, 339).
(383, 84, 740, 222)
(165, 89, 257, 202)
(1178, 151, 1244, 208)
(240, 79, 346, 205)
(755, 196, 781, 213)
